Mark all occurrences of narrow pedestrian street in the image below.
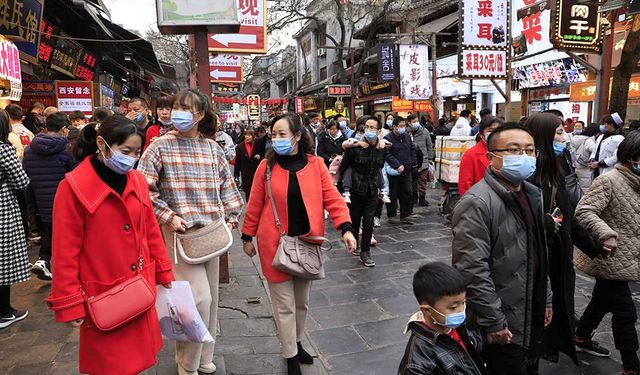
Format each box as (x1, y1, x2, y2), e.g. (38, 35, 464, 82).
(1, 188, 637, 375)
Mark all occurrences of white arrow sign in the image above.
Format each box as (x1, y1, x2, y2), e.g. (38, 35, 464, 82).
(210, 69, 238, 80)
(211, 34, 257, 47)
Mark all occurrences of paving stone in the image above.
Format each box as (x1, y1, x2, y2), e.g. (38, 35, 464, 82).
(219, 318, 277, 337)
(320, 281, 407, 305)
(215, 336, 282, 355)
(219, 284, 269, 300)
(377, 239, 429, 253)
(376, 294, 419, 317)
(368, 250, 423, 266)
(219, 298, 273, 319)
(354, 317, 408, 349)
(389, 229, 446, 241)
(400, 223, 448, 232)
(223, 353, 287, 374)
(309, 301, 389, 329)
(55, 342, 80, 363)
(344, 263, 415, 284)
(311, 271, 355, 290)
(309, 289, 332, 308)
(233, 275, 262, 287)
(309, 326, 369, 356)
(324, 343, 406, 375)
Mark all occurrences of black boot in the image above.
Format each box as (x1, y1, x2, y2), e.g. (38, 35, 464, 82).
(419, 196, 429, 207)
(286, 355, 302, 375)
(297, 342, 314, 364)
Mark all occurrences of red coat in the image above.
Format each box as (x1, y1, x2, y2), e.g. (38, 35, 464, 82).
(144, 124, 160, 151)
(458, 140, 489, 197)
(46, 157, 174, 375)
(242, 155, 351, 283)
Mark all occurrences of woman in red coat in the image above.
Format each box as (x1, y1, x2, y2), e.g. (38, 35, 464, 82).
(46, 116, 174, 375)
(458, 116, 504, 196)
(241, 113, 357, 375)
(144, 95, 174, 151)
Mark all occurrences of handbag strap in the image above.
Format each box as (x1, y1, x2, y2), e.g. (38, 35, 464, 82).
(206, 140, 226, 221)
(266, 165, 286, 236)
(132, 176, 146, 274)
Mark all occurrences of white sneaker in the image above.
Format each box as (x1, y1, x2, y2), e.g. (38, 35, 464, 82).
(373, 217, 381, 227)
(0, 309, 28, 329)
(198, 363, 217, 374)
(343, 192, 351, 204)
(381, 193, 391, 204)
(31, 260, 52, 281)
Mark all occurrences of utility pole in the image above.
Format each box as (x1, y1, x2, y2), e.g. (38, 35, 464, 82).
(594, 12, 615, 121)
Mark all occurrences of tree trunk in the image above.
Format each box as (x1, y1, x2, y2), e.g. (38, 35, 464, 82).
(609, 18, 640, 121)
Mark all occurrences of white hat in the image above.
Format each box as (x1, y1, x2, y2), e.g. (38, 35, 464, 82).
(611, 112, 623, 126)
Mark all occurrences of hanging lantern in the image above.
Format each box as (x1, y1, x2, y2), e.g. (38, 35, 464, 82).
(212, 96, 218, 104)
(283, 98, 288, 106)
(261, 99, 266, 106)
(275, 98, 281, 105)
(222, 97, 228, 104)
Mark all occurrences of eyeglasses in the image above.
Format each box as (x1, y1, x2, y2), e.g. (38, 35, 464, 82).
(490, 147, 539, 157)
(364, 125, 378, 131)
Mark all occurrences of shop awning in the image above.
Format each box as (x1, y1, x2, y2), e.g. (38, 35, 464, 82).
(397, 12, 458, 44)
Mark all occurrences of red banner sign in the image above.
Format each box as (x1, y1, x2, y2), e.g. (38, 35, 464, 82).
(208, 0, 266, 54)
(209, 54, 243, 83)
(55, 80, 93, 116)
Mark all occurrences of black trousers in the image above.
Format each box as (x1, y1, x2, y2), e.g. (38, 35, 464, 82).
(39, 221, 53, 262)
(0, 285, 11, 315)
(349, 189, 378, 253)
(576, 278, 640, 370)
(484, 343, 530, 375)
(386, 174, 413, 218)
(374, 198, 384, 218)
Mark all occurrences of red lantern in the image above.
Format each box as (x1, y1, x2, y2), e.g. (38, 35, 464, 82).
(212, 96, 218, 104)
(222, 97, 229, 104)
(276, 98, 281, 105)
(283, 98, 288, 106)
(260, 99, 266, 106)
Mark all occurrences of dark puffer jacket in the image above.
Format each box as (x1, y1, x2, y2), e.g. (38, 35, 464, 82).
(22, 134, 78, 221)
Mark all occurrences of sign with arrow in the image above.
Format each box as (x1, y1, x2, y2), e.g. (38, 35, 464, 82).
(209, 53, 243, 83)
(208, 0, 267, 54)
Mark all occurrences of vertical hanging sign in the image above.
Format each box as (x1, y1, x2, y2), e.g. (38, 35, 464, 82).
(399, 45, 431, 100)
(378, 43, 397, 81)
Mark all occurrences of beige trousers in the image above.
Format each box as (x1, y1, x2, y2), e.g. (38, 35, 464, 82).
(162, 225, 219, 372)
(267, 277, 313, 358)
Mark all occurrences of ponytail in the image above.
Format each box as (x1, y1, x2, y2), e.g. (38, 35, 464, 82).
(73, 123, 98, 161)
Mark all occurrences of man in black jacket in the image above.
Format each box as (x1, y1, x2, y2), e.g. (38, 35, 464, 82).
(452, 125, 552, 375)
(384, 116, 416, 224)
(340, 116, 384, 267)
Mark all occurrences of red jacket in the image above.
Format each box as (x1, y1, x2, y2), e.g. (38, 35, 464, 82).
(458, 140, 489, 197)
(144, 124, 160, 151)
(242, 155, 351, 283)
(46, 157, 173, 375)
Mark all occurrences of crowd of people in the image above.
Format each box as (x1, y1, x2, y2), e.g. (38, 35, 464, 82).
(0, 91, 638, 375)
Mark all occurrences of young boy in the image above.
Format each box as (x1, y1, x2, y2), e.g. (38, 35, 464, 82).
(398, 262, 486, 375)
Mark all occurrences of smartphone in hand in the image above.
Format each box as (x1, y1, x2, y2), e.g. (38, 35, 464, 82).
(551, 207, 564, 222)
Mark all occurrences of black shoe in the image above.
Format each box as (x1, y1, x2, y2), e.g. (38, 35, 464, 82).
(0, 309, 28, 329)
(388, 217, 401, 225)
(360, 252, 375, 267)
(286, 355, 302, 375)
(297, 342, 314, 364)
(399, 215, 415, 224)
(575, 335, 611, 357)
(352, 246, 361, 256)
(419, 198, 430, 207)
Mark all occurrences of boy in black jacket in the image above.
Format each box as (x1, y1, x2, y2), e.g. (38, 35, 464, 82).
(398, 262, 487, 375)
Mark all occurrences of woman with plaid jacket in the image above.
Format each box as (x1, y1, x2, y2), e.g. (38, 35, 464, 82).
(138, 89, 243, 375)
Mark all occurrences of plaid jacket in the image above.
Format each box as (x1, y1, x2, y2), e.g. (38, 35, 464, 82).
(137, 131, 243, 227)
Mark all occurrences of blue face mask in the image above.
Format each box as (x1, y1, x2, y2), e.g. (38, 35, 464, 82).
(171, 111, 195, 132)
(498, 154, 537, 183)
(102, 141, 137, 175)
(633, 162, 640, 176)
(339, 121, 347, 129)
(386, 119, 393, 127)
(396, 126, 407, 135)
(599, 124, 606, 133)
(354, 134, 363, 141)
(364, 130, 377, 140)
(273, 136, 294, 155)
(553, 142, 565, 156)
(573, 129, 582, 135)
(134, 112, 145, 125)
(429, 303, 467, 329)
(411, 122, 421, 131)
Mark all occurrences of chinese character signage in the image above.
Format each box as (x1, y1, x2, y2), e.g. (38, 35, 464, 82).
(0, 0, 43, 64)
(392, 96, 414, 112)
(378, 43, 397, 81)
(74, 52, 97, 82)
(247, 94, 260, 120)
(295, 97, 304, 114)
(513, 57, 587, 88)
(38, 19, 59, 64)
(55, 80, 94, 116)
(570, 76, 640, 101)
(209, 53, 243, 83)
(208, 0, 266, 54)
(512, 0, 553, 57)
(463, 0, 508, 47)
(51, 35, 84, 77)
(327, 85, 352, 97)
(399, 45, 431, 100)
(0, 36, 22, 100)
(551, 0, 602, 51)
(460, 50, 507, 77)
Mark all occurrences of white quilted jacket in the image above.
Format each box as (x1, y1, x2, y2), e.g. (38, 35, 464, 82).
(574, 164, 640, 281)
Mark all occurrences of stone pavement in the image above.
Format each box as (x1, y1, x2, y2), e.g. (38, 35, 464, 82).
(1, 188, 639, 375)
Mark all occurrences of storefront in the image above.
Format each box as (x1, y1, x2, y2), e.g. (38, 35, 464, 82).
(0, 35, 23, 106)
(570, 75, 640, 123)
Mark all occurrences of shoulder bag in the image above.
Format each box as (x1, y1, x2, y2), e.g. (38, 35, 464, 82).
(174, 141, 233, 264)
(85, 176, 155, 332)
(563, 153, 583, 210)
(266, 165, 330, 280)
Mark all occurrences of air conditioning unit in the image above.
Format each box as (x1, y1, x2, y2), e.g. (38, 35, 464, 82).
(317, 48, 326, 57)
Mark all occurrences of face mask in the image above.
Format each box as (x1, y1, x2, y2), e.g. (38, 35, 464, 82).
(365, 130, 377, 140)
(354, 134, 363, 141)
(172, 111, 196, 132)
(553, 142, 565, 156)
(159, 118, 172, 126)
(574, 129, 582, 135)
(397, 126, 406, 135)
(331, 132, 341, 140)
(386, 119, 393, 126)
(102, 141, 137, 175)
(428, 303, 467, 329)
(134, 112, 145, 125)
(484, 131, 492, 141)
(497, 154, 537, 183)
(273, 136, 294, 155)
(411, 122, 420, 130)
(599, 124, 606, 133)
(633, 162, 640, 176)
(339, 121, 347, 129)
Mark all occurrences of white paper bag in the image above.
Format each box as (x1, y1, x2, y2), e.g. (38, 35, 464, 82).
(156, 281, 214, 343)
